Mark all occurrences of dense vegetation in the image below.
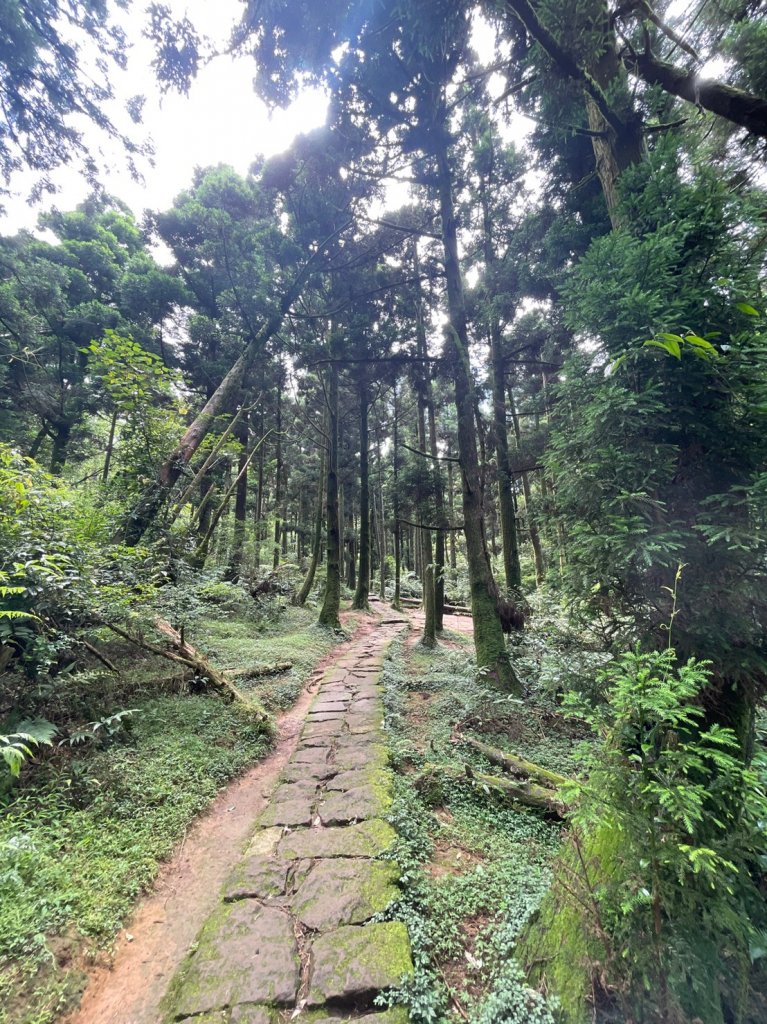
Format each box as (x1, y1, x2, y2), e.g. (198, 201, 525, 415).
(1, 1, 766, 1023)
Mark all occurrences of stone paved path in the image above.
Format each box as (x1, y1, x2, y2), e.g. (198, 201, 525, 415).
(165, 616, 412, 1024)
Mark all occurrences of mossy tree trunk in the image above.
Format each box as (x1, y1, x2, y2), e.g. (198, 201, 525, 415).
(352, 376, 370, 610)
(318, 362, 341, 629)
(433, 129, 520, 692)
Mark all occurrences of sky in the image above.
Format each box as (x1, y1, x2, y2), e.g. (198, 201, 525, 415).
(0, 1, 720, 239)
(0, 0, 330, 234)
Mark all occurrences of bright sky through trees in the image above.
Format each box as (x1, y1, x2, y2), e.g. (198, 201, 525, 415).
(0, 0, 329, 233)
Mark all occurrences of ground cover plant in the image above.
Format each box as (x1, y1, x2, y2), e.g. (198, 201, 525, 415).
(2, 2, 767, 1021)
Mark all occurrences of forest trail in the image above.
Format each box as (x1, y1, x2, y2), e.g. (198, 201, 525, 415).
(68, 609, 412, 1024)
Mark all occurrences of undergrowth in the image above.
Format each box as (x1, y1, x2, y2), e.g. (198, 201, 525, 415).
(380, 630, 572, 1023)
(0, 597, 346, 1024)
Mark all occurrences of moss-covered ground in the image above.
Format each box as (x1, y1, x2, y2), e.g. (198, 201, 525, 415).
(0, 596, 346, 1024)
(380, 612, 588, 1024)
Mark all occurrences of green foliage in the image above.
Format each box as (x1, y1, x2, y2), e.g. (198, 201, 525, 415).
(0, 720, 56, 778)
(0, 694, 269, 1024)
(539, 647, 767, 1022)
(380, 636, 564, 1023)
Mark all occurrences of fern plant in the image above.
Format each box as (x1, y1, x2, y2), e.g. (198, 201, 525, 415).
(0, 719, 56, 777)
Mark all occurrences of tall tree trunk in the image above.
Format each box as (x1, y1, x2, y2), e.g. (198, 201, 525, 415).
(447, 454, 457, 572)
(121, 272, 309, 546)
(318, 363, 341, 628)
(50, 420, 71, 474)
(352, 377, 370, 610)
(509, 385, 545, 585)
(416, 374, 436, 648)
(434, 134, 520, 691)
(477, 152, 522, 591)
(102, 409, 118, 484)
(228, 407, 249, 579)
(273, 384, 282, 570)
(413, 238, 447, 629)
(392, 380, 402, 610)
(294, 436, 326, 606)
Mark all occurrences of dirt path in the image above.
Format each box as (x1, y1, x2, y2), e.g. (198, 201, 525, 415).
(66, 610, 383, 1024)
(159, 611, 413, 1024)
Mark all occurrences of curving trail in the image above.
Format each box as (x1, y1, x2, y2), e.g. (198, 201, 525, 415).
(67, 610, 412, 1024)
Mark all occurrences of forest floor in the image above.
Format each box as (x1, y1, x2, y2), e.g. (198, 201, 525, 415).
(0, 599, 370, 1024)
(4, 593, 586, 1024)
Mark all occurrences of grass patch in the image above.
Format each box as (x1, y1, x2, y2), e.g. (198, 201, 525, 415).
(0, 598, 347, 1024)
(192, 602, 341, 710)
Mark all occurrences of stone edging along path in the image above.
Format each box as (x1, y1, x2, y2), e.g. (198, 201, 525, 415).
(163, 615, 413, 1024)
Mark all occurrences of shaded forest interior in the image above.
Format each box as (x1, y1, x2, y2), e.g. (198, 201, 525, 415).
(2, 2, 767, 1024)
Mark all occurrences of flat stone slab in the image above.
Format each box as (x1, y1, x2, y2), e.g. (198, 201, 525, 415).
(308, 711, 347, 722)
(291, 859, 399, 931)
(178, 1013, 228, 1024)
(312, 701, 349, 713)
(302, 721, 345, 740)
(245, 827, 282, 859)
(230, 1006, 276, 1024)
(325, 768, 387, 792)
(223, 856, 289, 901)
(278, 819, 396, 861)
(319, 785, 391, 826)
(307, 922, 413, 1006)
(281, 761, 337, 783)
(174, 903, 299, 1016)
(309, 1011, 410, 1024)
(293, 746, 332, 763)
(333, 745, 388, 772)
(259, 796, 314, 828)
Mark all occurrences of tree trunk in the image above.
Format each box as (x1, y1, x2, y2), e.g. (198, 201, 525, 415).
(294, 436, 325, 606)
(353, 377, 370, 610)
(318, 362, 341, 628)
(102, 409, 118, 484)
(434, 133, 520, 692)
(412, 237, 445, 631)
(509, 385, 545, 585)
(416, 369, 436, 648)
(625, 51, 767, 141)
(392, 380, 402, 610)
(121, 272, 308, 546)
(227, 407, 249, 579)
(272, 384, 282, 569)
(50, 419, 71, 474)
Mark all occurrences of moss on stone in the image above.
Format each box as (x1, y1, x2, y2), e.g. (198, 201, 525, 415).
(308, 921, 414, 1006)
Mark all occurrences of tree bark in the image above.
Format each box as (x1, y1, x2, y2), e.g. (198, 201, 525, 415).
(121, 272, 307, 546)
(293, 433, 325, 606)
(625, 51, 767, 141)
(227, 407, 249, 579)
(352, 376, 370, 610)
(509, 385, 545, 584)
(102, 409, 118, 484)
(434, 131, 521, 692)
(318, 362, 341, 628)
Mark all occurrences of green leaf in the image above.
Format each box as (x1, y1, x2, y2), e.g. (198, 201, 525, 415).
(735, 303, 760, 316)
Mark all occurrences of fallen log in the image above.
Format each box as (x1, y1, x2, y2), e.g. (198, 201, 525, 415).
(101, 618, 269, 723)
(443, 603, 471, 616)
(223, 661, 293, 679)
(418, 761, 566, 818)
(453, 732, 570, 789)
(80, 638, 121, 676)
